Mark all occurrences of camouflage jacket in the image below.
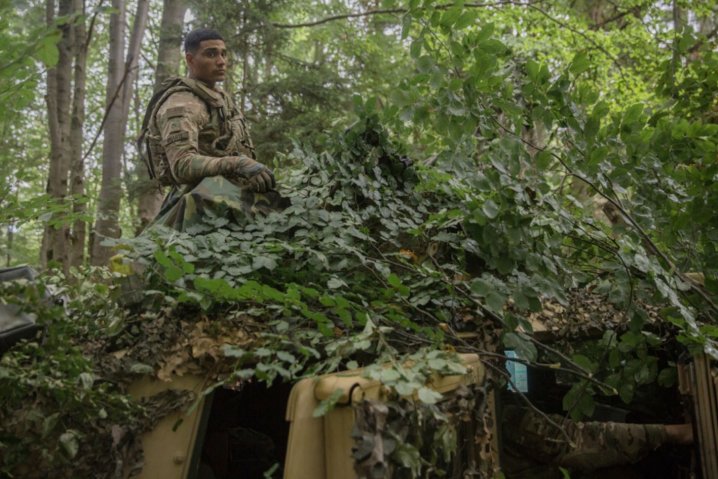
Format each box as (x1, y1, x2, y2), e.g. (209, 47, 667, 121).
(146, 77, 255, 186)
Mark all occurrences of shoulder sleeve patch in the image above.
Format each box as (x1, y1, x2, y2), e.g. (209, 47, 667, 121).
(158, 92, 208, 121)
(165, 106, 190, 119)
(163, 131, 190, 146)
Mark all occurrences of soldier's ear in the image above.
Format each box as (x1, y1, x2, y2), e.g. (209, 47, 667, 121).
(185, 52, 195, 70)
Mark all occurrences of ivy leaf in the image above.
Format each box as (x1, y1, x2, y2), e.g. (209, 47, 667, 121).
(481, 199, 500, 219)
(277, 351, 296, 364)
(59, 430, 80, 458)
(392, 442, 422, 475)
(327, 277, 346, 289)
(563, 383, 595, 420)
(503, 332, 537, 362)
(417, 387, 442, 404)
(471, 277, 492, 296)
(313, 389, 344, 417)
(253, 255, 278, 271)
(78, 372, 94, 390)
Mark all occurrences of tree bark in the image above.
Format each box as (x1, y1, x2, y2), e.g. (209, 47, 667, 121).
(68, 0, 87, 268)
(90, 0, 125, 266)
(136, 0, 187, 232)
(42, 0, 74, 271)
(91, 0, 150, 265)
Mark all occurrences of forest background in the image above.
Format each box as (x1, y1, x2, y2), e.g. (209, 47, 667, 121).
(1, 0, 718, 475)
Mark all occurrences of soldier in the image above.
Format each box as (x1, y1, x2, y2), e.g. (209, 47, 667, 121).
(140, 28, 282, 231)
(502, 404, 693, 479)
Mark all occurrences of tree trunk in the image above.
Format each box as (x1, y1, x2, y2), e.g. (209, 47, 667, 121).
(136, 0, 187, 233)
(90, 0, 125, 266)
(42, 0, 74, 271)
(91, 0, 150, 265)
(154, 0, 187, 88)
(68, 0, 87, 268)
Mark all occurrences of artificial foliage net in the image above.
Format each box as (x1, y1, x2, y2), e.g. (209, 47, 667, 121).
(0, 117, 686, 478)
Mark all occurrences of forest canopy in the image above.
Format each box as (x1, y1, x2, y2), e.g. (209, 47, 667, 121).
(0, 0, 717, 477)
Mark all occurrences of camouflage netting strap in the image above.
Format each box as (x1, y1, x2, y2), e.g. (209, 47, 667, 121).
(149, 176, 289, 232)
(501, 405, 668, 478)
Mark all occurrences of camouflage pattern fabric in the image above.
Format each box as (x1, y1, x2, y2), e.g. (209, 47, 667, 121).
(501, 405, 668, 479)
(148, 77, 256, 186)
(150, 176, 288, 232)
(141, 77, 285, 231)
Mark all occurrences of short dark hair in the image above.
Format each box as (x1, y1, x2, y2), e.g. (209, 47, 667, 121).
(184, 28, 224, 53)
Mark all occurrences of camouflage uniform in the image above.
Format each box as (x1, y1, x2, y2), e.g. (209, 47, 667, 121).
(146, 77, 284, 231)
(501, 405, 669, 479)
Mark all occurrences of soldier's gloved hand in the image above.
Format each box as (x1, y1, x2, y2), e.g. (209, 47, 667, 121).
(224, 156, 276, 193)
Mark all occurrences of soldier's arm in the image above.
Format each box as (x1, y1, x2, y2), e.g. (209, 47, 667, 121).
(155, 91, 233, 184)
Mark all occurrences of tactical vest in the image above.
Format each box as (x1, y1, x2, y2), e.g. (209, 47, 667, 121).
(138, 77, 255, 187)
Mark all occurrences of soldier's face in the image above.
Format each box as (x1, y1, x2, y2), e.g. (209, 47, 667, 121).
(186, 39, 228, 87)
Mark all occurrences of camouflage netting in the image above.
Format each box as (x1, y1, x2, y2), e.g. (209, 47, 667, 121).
(0, 117, 680, 478)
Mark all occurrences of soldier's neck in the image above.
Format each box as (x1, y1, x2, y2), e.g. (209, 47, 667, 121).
(188, 75, 218, 90)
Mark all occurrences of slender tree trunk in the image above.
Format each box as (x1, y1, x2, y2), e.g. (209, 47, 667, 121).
(136, 0, 187, 232)
(154, 0, 187, 88)
(6, 224, 13, 267)
(91, 0, 126, 265)
(669, 0, 683, 97)
(91, 0, 150, 265)
(42, 0, 74, 271)
(240, 10, 249, 112)
(120, 0, 149, 124)
(68, 0, 87, 268)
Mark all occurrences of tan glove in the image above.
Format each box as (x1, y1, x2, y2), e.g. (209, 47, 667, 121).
(222, 156, 275, 193)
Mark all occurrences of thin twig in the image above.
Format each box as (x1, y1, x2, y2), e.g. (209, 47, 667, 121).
(80, 63, 137, 164)
(271, 2, 530, 29)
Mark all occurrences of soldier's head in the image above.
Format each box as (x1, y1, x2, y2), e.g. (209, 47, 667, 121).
(184, 28, 227, 88)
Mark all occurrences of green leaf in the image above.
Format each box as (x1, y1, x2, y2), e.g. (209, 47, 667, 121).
(36, 31, 60, 67)
(387, 273, 410, 296)
(59, 430, 80, 458)
(482, 199, 500, 219)
(503, 333, 537, 362)
(327, 277, 346, 289)
(455, 10, 478, 29)
(569, 52, 590, 75)
(277, 351, 296, 364)
(563, 383, 595, 420)
(619, 382, 634, 403)
(485, 291, 506, 312)
(78, 372, 94, 390)
(312, 388, 344, 417)
(253, 255, 278, 271)
(393, 442, 422, 474)
(571, 354, 595, 373)
(380, 368, 401, 382)
(410, 38, 422, 58)
(471, 277, 492, 296)
(440, 7, 462, 27)
(657, 367, 676, 387)
(417, 386, 442, 404)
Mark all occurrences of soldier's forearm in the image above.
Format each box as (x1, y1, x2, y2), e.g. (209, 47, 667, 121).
(171, 154, 229, 184)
